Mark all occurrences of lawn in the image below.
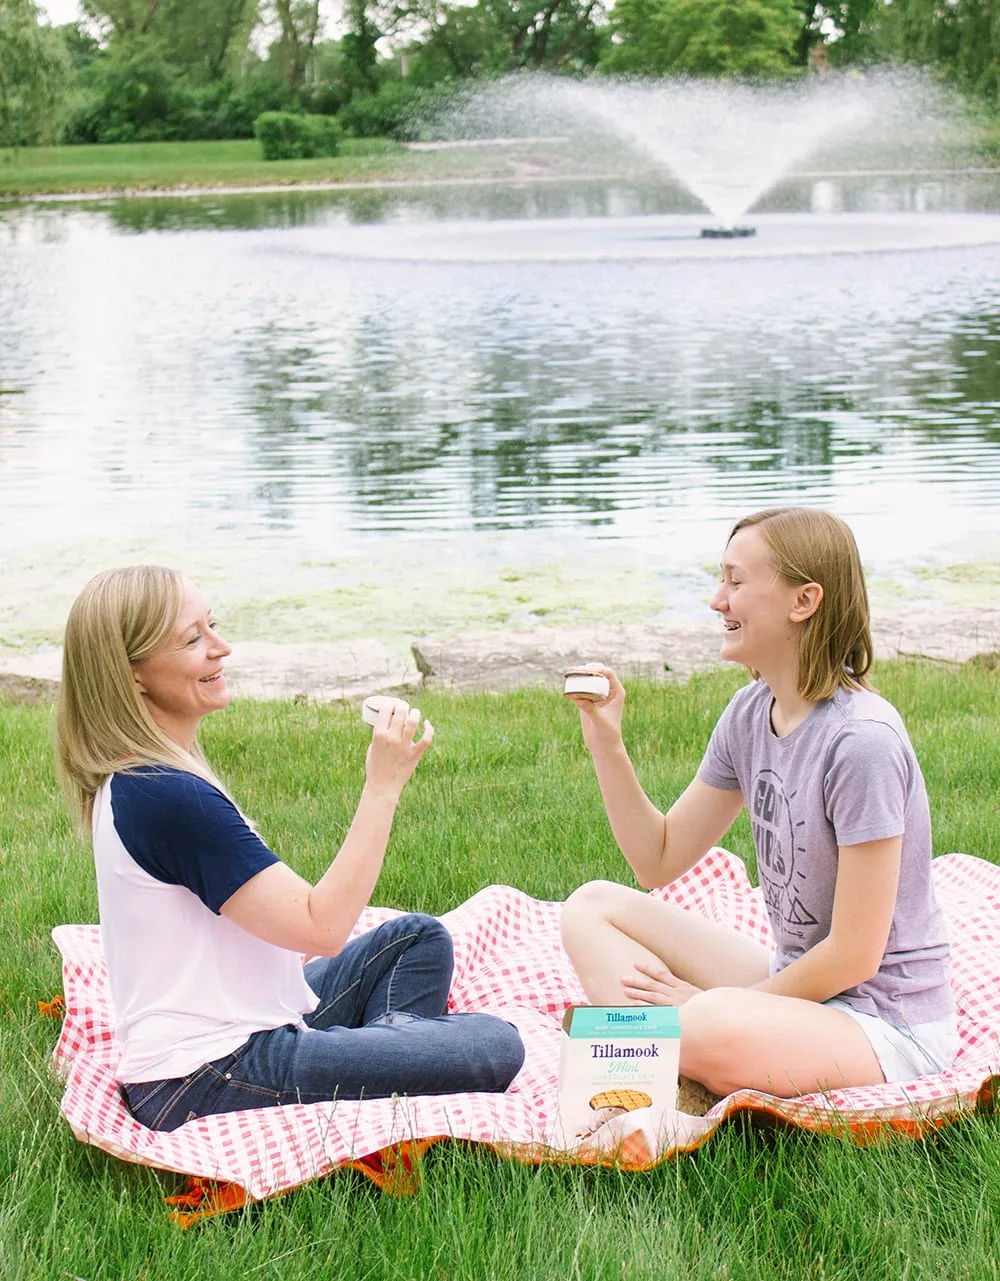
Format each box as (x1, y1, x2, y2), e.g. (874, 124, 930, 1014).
(0, 138, 407, 197)
(0, 136, 602, 198)
(2, 660, 1000, 1279)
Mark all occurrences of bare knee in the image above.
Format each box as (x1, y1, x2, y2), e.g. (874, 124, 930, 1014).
(560, 880, 620, 953)
(679, 987, 747, 1096)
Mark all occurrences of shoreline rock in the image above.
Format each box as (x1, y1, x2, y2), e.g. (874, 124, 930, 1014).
(2, 606, 998, 706)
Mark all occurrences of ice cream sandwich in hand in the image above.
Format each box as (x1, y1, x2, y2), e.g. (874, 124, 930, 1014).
(361, 695, 414, 728)
(563, 669, 611, 702)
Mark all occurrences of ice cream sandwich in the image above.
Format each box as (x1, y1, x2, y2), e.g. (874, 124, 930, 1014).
(588, 1088, 652, 1113)
(361, 695, 409, 727)
(564, 670, 611, 701)
(576, 1087, 654, 1138)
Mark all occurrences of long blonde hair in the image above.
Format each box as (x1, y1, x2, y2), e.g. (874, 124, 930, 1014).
(729, 507, 873, 702)
(55, 565, 226, 832)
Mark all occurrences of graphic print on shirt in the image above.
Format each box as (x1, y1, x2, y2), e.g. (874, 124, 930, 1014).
(750, 768, 818, 940)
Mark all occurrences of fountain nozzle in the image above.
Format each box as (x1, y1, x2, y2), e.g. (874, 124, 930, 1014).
(700, 226, 756, 239)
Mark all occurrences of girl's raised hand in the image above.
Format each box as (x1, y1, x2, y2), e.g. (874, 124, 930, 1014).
(365, 699, 434, 800)
(565, 664, 626, 754)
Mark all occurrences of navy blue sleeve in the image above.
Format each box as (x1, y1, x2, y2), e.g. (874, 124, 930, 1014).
(110, 768, 280, 913)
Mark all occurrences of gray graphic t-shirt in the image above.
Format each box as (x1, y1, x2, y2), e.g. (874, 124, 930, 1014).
(697, 681, 952, 1026)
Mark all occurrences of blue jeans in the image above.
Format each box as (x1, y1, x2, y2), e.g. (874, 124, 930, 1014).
(123, 913, 525, 1132)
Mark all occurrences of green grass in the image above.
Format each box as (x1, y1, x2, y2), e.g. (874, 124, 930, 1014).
(0, 138, 410, 197)
(982, 127, 1000, 162)
(0, 136, 597, 197)
(2, 660, 1000, 1279)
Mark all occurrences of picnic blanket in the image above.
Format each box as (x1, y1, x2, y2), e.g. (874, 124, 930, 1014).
(49, 848, 1000, 1223)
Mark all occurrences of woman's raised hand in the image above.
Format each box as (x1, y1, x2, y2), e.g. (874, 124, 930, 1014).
(365, 699, 434, 800)
(566, 664, 626, 754)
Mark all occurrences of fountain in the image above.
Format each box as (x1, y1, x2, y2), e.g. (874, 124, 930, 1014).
(536, 75, 878, 234)
(3, 68, 1000, 657)
(418, 70, 984, 246)
(700, 226, 756, 239)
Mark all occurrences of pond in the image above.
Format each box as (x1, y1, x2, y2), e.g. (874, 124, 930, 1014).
(2, 169, 1000, 650)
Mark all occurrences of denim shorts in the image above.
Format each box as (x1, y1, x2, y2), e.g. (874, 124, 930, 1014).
(825, 999, 959, 1084)
(767, 953, 958, 1084)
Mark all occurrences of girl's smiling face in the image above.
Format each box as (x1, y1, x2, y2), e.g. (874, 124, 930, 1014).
(710, 526, 807, 675)
(131, 580, 232, 748)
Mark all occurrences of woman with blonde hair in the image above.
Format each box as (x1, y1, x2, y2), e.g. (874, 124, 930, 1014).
(56, 566, 523, 1132)
(561, 508, 957, 1098)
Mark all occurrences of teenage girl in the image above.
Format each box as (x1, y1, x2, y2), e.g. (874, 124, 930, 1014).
(561, 508, 957, 1098)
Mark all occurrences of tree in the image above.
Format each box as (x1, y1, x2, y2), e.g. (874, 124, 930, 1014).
(71, 41, 188, 139)
(341, 0, 381, 93)
(877, 0, 1000, 102)
(158, 0, 259, 80)
(603, 0, 802, 77)
(478, 0, 606, 68)
(397, 3, 510, 80)
(79, 0, 258, 80)
(0, 0, 69, 146)
(793, 0, 879, 66)
(78, 0, 160, 40)
(391, 0, 606, 76)
(267, 0, 322, 91)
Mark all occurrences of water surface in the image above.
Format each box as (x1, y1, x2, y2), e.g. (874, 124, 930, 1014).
(2, 170, 1000, 647)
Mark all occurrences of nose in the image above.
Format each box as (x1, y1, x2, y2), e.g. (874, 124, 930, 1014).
(208, 628, 232, 658)
(709, 583, 726, 613)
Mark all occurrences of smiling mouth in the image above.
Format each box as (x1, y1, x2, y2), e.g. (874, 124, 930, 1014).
(723, 622, 741, 632)
(200, 671, 224, 683)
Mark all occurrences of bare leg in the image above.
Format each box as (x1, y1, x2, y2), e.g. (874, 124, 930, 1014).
(560, 880, 770, 1005)
(560, 881, 885, 1097)
(681, 987, 885, 1096)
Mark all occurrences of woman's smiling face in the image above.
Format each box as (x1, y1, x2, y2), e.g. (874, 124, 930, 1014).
(710, 526, 803, 673)
(131, 580, 232, 748)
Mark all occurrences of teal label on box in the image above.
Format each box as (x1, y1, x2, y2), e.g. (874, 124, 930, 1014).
(566, 1006, 681, 1040)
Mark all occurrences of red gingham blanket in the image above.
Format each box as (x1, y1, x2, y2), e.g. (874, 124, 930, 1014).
(50, 848, 1000, 1217)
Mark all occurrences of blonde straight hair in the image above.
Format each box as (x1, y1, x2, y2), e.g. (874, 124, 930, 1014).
(729, 508, 874, 703)
(55, 565, 227, 832)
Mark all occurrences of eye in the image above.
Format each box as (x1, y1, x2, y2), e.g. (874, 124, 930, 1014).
(186, 632, 201, 646)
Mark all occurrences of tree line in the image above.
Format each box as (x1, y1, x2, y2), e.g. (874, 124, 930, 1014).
(2, 0, 999, 149)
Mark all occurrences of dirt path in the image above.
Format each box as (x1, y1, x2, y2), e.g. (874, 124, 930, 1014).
(2, 606, 998, 706)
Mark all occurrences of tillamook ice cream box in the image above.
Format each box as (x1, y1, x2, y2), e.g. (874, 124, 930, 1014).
(557, 1005, 681, 1146)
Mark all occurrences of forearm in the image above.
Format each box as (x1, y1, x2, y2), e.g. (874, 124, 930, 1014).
(752, 936, 878, 1005)
(590, 740, 669, 888)
(304, 781, 401, 952)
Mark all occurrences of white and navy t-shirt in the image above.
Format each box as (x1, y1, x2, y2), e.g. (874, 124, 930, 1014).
(92, 767, 318, 1083)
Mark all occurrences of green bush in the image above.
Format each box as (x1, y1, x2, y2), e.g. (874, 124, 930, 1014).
(206, 74, 298, 139)
(61, 45, 189, 143)
(253, 110, 343, 159)
(62, 55, 299, 144)
(337, 79, 460, 141)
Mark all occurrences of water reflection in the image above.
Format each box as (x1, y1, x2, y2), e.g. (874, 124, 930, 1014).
(6, 166, 1000, 240)
(2, 176, 1000, 585)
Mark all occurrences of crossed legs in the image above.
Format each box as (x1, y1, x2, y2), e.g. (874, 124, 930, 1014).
(561, 880, 885, 1098)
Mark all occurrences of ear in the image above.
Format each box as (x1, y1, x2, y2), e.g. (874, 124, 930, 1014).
(131, 665, 148, 696)
(789, 582, 823, 623)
